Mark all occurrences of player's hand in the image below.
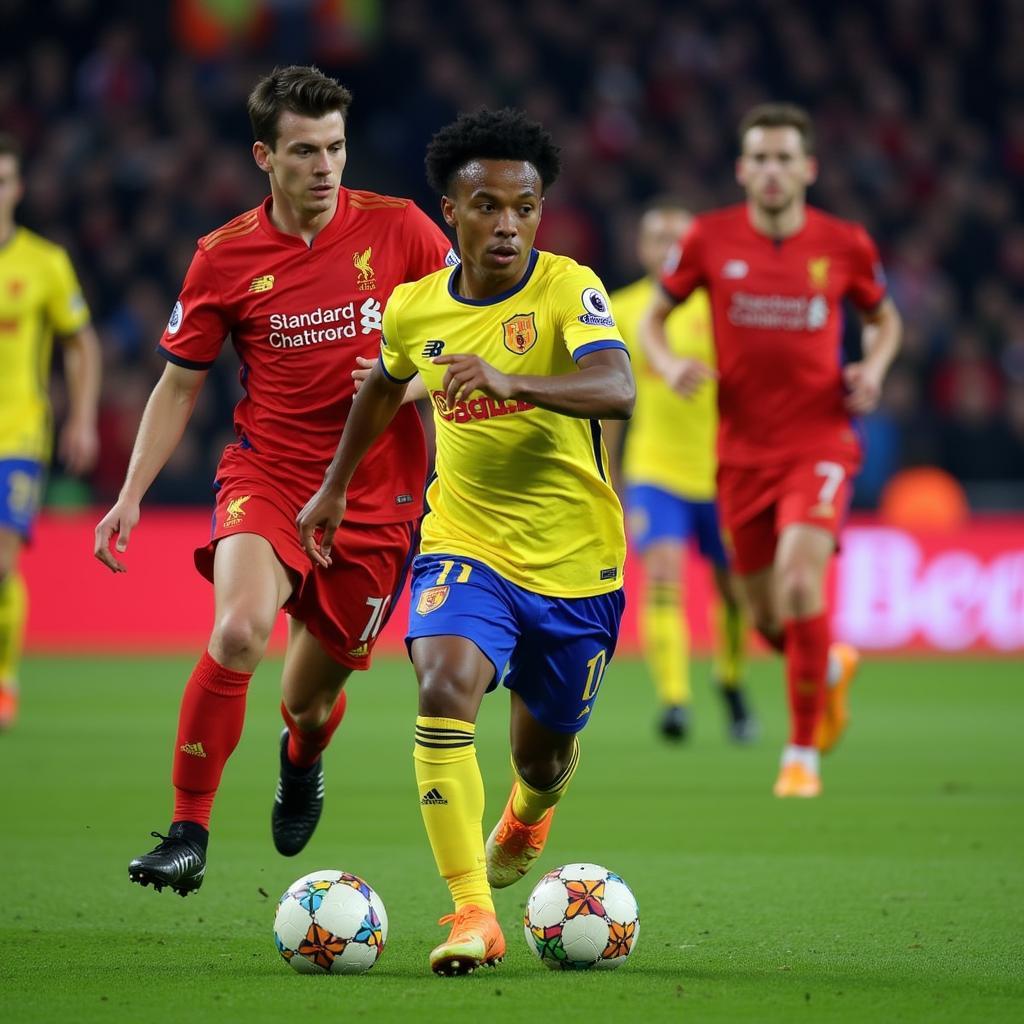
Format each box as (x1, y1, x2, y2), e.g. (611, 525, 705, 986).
(93, 499, 140, 573)
(843, 360, 885, 415)
(661, 357, 716, 398)
(296, 486, 347, 569)
(60, 417, 100, 476)
(433, 353, 512, 406)
(351, 355, 376, 394)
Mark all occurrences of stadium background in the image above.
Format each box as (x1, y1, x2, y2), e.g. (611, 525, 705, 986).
(6, 0, 1021, 653)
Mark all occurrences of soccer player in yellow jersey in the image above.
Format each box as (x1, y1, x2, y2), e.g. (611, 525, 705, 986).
(298, 109, 635, 976)
(0, 135, 101, 729)
(606, 199, 754, 743)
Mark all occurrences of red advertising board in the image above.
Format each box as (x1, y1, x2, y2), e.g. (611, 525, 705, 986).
(20, 511, 1024, 654)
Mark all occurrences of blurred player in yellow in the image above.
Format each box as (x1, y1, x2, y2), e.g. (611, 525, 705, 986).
(606, 199, 754, 743)
(0, 134, 101, 729)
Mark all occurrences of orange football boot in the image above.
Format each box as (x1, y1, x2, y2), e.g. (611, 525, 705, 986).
(773, 760, 822, 798)
(485, 784, 555, 888)
(816, 642, 860, 753)
(0, 684, 18, 731)
(429, 904, 506, 976)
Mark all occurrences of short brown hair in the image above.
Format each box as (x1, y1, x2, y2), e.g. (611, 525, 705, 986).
(0, 133, 22, 167)
(247, 66, 353, 149)
(738, 103, 815, 154)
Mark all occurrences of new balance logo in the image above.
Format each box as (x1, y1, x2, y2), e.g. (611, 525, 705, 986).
(422, 339, 445, 358)
(420, 787, 448, 805)
(180, 741, 207, 758)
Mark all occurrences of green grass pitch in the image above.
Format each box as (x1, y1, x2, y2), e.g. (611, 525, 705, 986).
(2, 654, 1022, 1022)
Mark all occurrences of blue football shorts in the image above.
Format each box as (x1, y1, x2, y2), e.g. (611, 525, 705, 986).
(625, 483, 728, 567)
(0, 458, 45, 539)
(406, 553, 625, 734)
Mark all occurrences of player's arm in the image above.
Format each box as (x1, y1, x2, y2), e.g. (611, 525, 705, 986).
(434, 347, 635, 420)
(352, 355, 426, 402)
(844, 297, 902, 415)
(93, 362, 207, 572)
(58, 323, 102, 475)
(297, 360, 408, 568)
(639, 289, 716, 398)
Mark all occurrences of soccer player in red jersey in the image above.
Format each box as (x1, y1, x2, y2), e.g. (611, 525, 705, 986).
(93, 66, 454, 893)
(641, 104, 902, 797)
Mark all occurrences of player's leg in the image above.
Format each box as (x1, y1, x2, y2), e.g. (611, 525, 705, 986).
(771, 522, 835, 797)
(486, 587, 623, 887)
(407, 554, 516, 974)
(0, 460, 44, 731)
(129, 532, 293, 894)
(695, 499, 756, 741)
(627, 485, 691, 740)
(273, 619, 351, 856)
(0, 528, 25, 730)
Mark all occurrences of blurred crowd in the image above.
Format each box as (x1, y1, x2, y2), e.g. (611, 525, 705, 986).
(3, 0, 1022, 507)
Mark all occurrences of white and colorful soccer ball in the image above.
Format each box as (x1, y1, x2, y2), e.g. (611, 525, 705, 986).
(523, 863, 640, 970)
(274, 869, 388, 974)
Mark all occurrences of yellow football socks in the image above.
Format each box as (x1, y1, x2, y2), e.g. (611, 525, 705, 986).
(414, 716, 493, 912)
(641, 580, 689, 706)
(712, 598, 747, 689)
(511, 738, 580, 824)
(0, 570, 27, 684)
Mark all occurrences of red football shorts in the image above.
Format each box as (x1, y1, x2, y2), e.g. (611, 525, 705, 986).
(195, 472, 416, 670)
(716, 454, 859, 576)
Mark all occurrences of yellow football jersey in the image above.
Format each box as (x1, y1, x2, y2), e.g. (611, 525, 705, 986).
(610, 277, 717, 500)
(0, 228, 90, 461)
(380, 249, 627, 597)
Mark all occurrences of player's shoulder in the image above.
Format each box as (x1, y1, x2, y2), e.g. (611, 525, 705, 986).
(198, 205, 262, 252)
(346, 187, 413, 213)
(389, 262, 452, 307)
(11, 227, 71, 264)
(693, 204, 747, 233)
(805, 205, 872, 244)
(534, 250, 606, 294)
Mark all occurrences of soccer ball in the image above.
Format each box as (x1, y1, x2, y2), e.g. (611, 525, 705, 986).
(274, 869, 388, 974)
(523, 863, 640, 970)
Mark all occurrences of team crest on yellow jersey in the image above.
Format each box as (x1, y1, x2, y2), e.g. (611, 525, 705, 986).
(248, 274, 275, 293)
(807, 257, 830, 289)
(224, 495, 252, 528)
(502, 312, 537, 355)
(353, 246, 376, 291)
(416, 585, 450, 614)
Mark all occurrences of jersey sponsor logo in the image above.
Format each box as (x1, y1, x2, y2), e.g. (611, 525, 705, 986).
(179, 741, 207, 758)
(502, 312, 537, 354)
(430, 390, 535, 424)
(224, 494, 252, 528)
(395, 493, 414, 505)
(353, 246, 376, 291)
(248, 274, 275, 293)
(347, 642, 369, 659)
(727, 292, 829, 331)
(579, 287, 615, 327)
(167, 300, 184, 335)
(268, 299, 381, 347)
(599, 567, 618, 581)
(422, 339, 445, 358)
(807, 257, 830, 289)
(722, 259, 749, 279)
(416, 585, 450, 615)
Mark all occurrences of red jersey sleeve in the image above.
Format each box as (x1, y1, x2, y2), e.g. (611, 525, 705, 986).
(845, 225, 887, 312)
(659, 218, 707, 304)
(401, 203, 455, 283)
(158, 247, 232, 369)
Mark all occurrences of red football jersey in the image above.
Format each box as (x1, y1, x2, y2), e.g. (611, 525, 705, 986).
(660, 204, 887, 466)
(159, 189, 455, 523)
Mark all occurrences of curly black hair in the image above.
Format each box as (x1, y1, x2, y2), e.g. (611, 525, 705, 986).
(425, 107, 561, 195)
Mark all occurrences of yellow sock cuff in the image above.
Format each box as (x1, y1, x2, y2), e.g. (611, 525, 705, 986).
(415, 716, 476, 761)
(0, 570, 28, 682)
(512, 739, 580, 823)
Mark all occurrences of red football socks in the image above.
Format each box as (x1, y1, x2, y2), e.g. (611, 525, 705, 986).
(171, 651, 252, 829)
(281, 691, 347, 769)
(783, 613, 830, 747)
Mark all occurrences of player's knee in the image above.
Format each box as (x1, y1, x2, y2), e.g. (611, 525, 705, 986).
(777, 566, 822, 619)
(416, 664, 480, 718)
(211, 611, 272, 667)
(512, 745, 571, 791)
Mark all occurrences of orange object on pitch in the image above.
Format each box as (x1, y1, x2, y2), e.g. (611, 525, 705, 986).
(879, 466, 970, 532)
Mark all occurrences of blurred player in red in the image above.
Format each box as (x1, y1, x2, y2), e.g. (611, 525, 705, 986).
(94, 66, 454, 893)
(641, 103, 901, 797)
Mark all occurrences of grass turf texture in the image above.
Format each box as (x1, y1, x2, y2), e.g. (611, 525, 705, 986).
(1, 655, 1022, 1023)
